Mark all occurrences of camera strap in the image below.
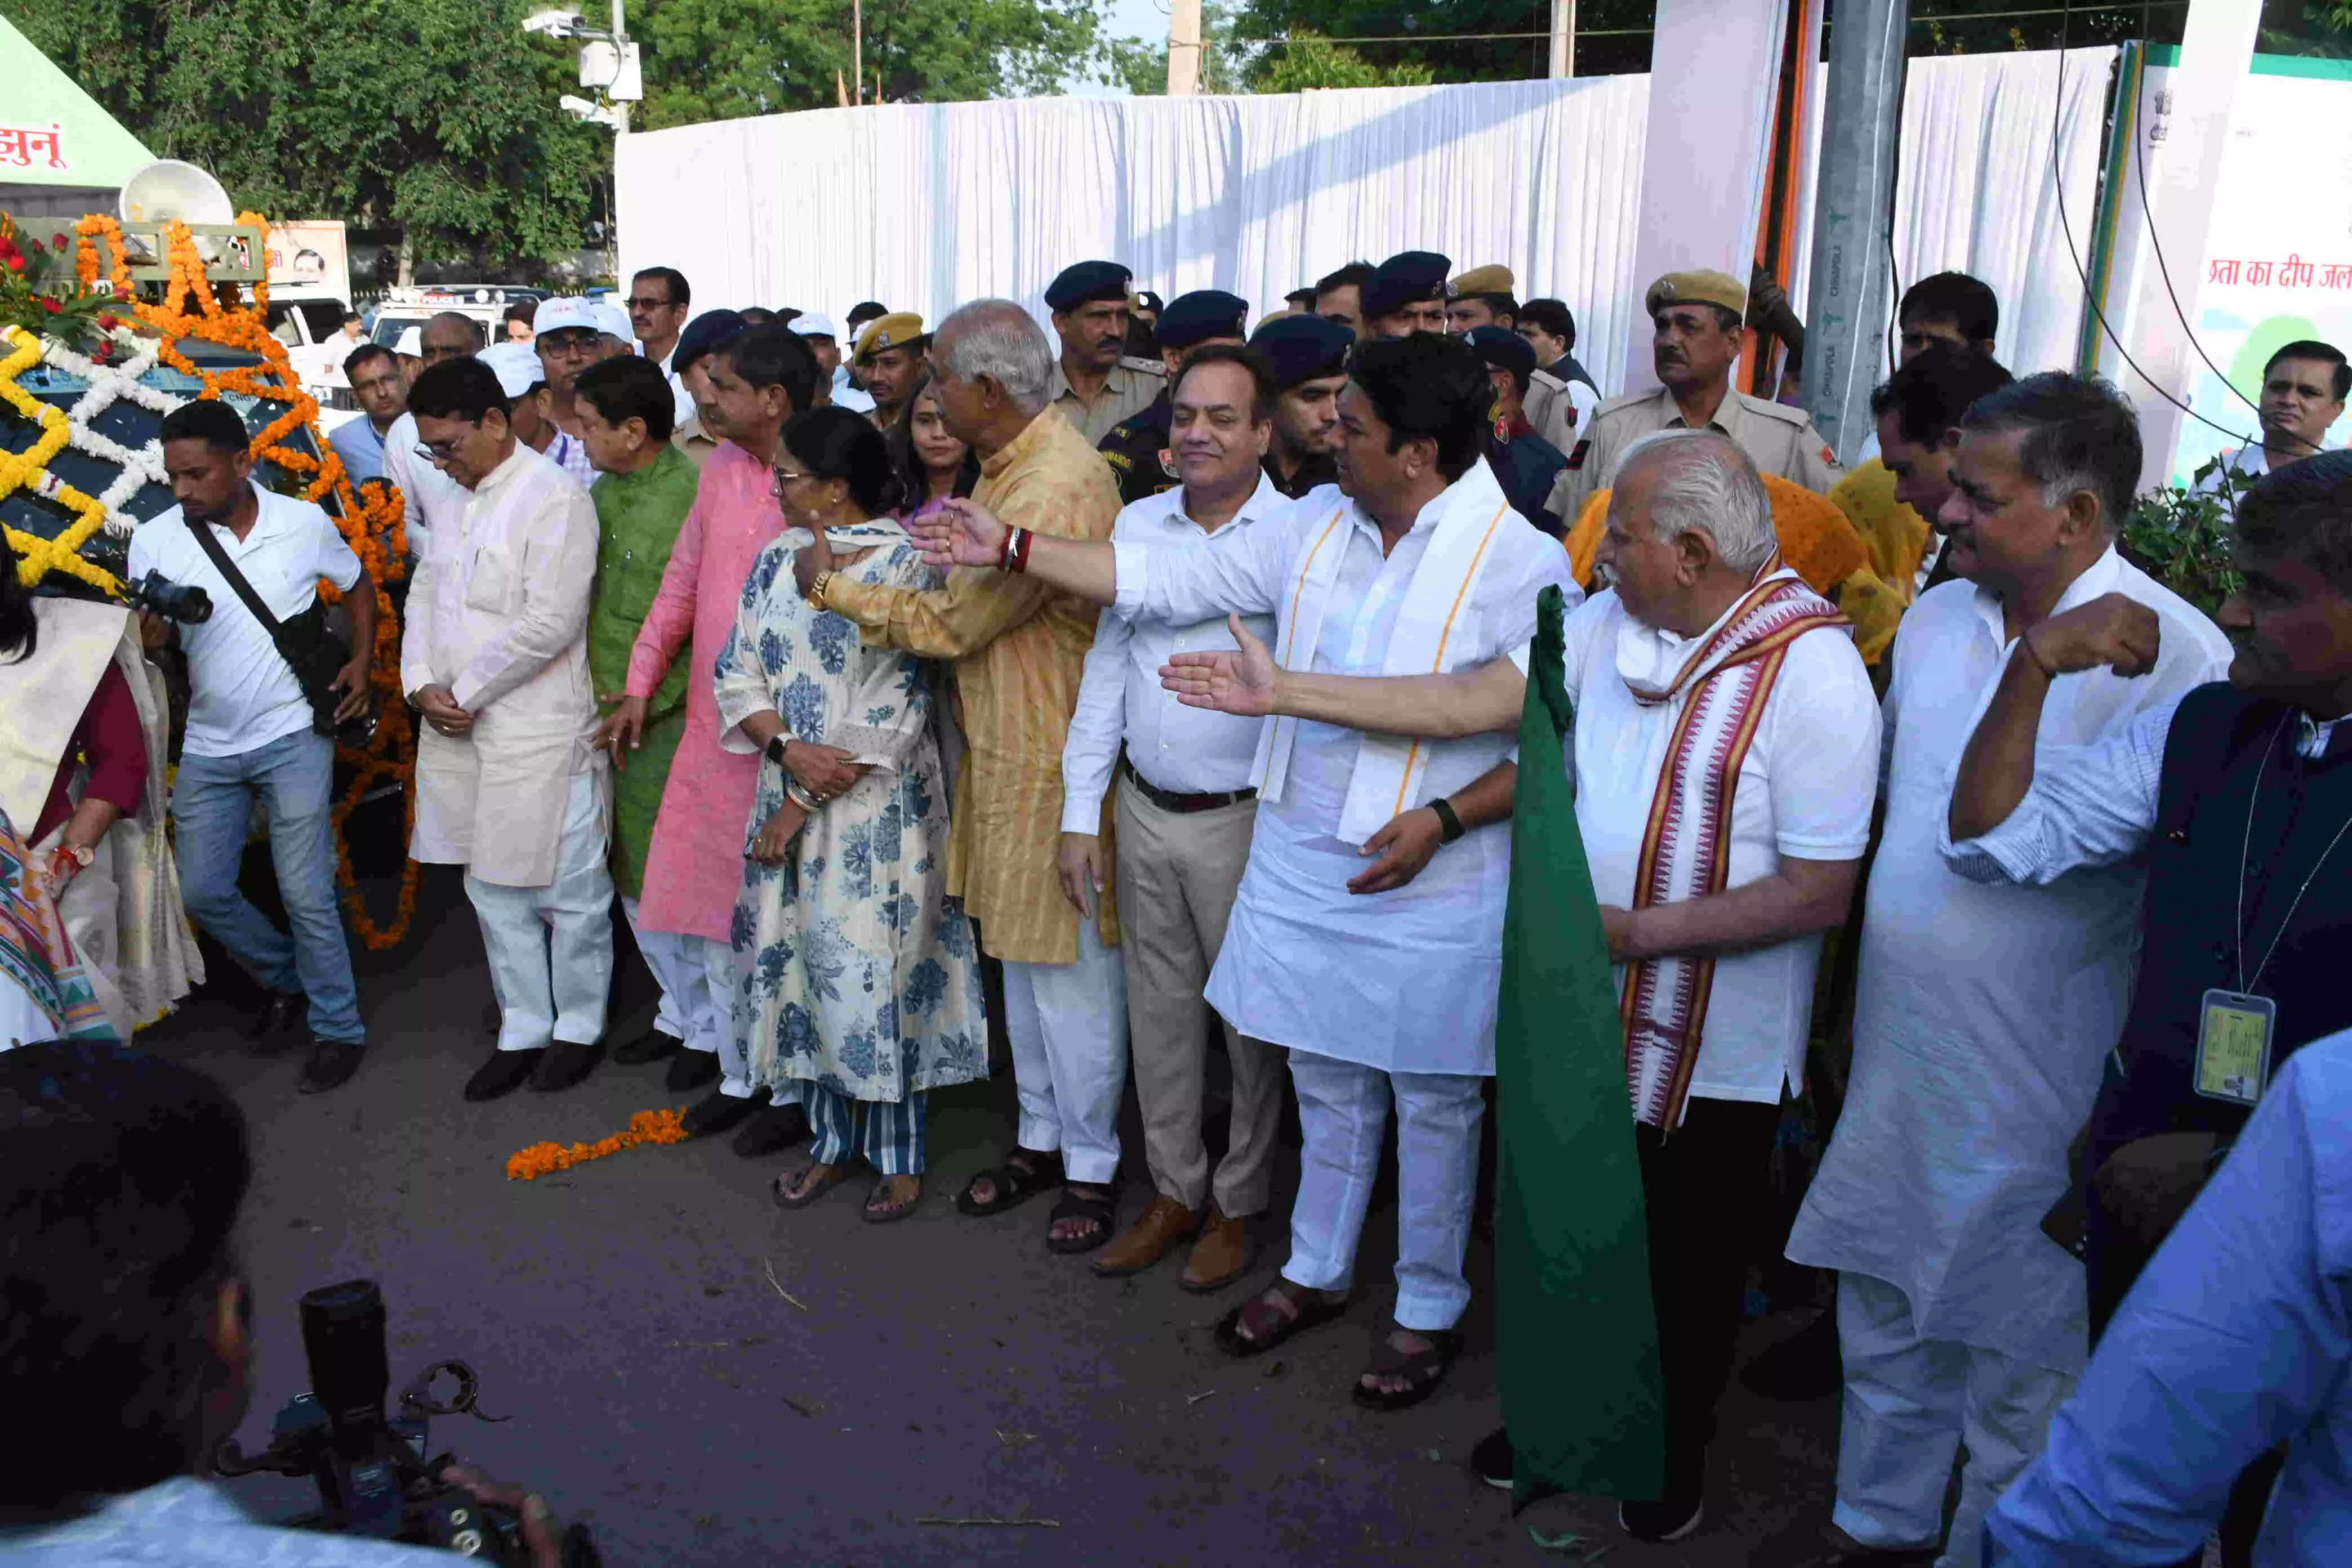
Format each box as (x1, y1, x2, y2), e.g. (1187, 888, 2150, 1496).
(184, 510, 297, 644)
(182, 511, 349, 732)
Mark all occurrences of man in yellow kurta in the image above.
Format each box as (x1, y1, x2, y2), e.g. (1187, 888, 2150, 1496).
(401, 356, 612, 1104)
(813, 298, 1129, 1253)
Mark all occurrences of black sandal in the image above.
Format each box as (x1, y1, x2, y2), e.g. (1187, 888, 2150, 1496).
(1044, 1183, 1118, 1254)
(954, 1148, 1063, 1217)
(1349, 1326, 1465, 1412)
(1214, 1280, 1349, 1358)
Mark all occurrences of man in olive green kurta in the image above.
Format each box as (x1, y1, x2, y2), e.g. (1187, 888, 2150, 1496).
(577, 358, 701, 1061)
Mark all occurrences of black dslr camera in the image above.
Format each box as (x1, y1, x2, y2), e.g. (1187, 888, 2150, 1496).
(214, 1280, 598, 1565)
(123, 569, 213, 624)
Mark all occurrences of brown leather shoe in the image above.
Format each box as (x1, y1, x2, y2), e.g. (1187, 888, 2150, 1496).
(1180, 1208, 1254, 1293)
(1090, 1193, 1204, 1277)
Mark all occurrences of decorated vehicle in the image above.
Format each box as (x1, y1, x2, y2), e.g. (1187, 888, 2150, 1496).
(369, 283, 550, 351)
(0, 208, 419, 950)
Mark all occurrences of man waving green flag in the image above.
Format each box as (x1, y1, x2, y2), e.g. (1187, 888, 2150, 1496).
(1495, 583, 1665, 1507)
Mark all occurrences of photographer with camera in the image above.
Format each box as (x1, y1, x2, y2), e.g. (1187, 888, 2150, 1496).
(0, 1039, 578, 1566)
(0, 535, 202, 1041)
(127, 401, 375, 1093)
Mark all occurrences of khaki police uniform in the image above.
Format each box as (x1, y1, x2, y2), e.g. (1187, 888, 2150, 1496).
(1545, 384, 1845, 527)
(1049, 357, 1166, 446)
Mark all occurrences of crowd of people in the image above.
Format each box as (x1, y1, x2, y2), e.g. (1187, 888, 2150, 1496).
(3, 237, 2351, 1566)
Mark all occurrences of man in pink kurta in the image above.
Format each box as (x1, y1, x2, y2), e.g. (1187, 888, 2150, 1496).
(602, 326, 826, 1147)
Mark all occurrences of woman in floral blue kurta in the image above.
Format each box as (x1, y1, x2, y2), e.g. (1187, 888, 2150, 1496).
(711, 408, 986, 1220)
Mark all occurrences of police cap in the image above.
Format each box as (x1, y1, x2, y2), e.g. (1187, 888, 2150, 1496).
(1046, 261, 1134, 311)
(1250, 313, 1355, 389)
(1360, 251, 1454, 322)
(1157, 289, 1251, 350)
(1645, 269, 1748, 322)
(1464, 324, 1535, 380)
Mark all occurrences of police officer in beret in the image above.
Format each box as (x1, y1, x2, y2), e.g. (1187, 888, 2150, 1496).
(1360, 251, 1452, 338)
(1098, 290, 1250, 506)
(1248, 313, 1353, 498)
(1464, 326, 1569, 536)
(1046, 261, 1168, 444)
(1546, 267, 1845, 525)
(1445, 264, 1518, 333)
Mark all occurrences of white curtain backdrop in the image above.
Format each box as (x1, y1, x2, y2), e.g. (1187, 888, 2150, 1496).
(617, 46, 2116, 403)
(1887, 46, 2115, 376)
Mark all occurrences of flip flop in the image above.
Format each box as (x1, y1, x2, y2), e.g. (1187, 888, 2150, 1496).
(861, 1175, 923, 1224)
(772, 1162, 854, 1210)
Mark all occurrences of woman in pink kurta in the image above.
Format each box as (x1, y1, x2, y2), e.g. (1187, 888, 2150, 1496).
(626, 442, 786, 941)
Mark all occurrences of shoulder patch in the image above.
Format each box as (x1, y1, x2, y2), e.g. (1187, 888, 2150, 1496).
(1565, 439, 1592, 472)
(1593, 388, 1660, 419)
(1158, 448, 1179, 477)
(1820, 444, 1838, 467)
(1103, 451, 1132, 471)
(1119, 356, 1168, 378)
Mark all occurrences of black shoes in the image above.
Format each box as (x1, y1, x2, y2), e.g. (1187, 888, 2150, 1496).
(1471, 1427, 1514, 1491)
(255, 990, 305, 1049)
(731, 1099, 812, 1157)
(665, 1049, 721, 1093)
(682, 1086, 768, 1138)
(532, 1038, 604, 1092)
(297, 1039, 363, 1094)
(465, 1049, 542, 1102)
(1619, 1494, 1705, 1544)
(613, 1027, 684, 1066)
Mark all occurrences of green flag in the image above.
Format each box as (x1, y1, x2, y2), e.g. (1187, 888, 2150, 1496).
(1496, 583, 1665, 1507)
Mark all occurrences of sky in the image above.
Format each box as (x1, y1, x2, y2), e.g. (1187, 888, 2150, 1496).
(1067, 0, 1173, 97)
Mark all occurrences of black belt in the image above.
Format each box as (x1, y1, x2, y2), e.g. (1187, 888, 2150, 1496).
(1120, 754, 1255, 814)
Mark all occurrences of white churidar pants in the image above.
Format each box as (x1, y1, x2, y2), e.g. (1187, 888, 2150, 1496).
(999, 905, 1128, 1186)
(1834, 1269, 2076, 1567)
(620, 895, 777, 1102)
(1282, 1049, 1485, 1334)
(466, 771, 614, 1053)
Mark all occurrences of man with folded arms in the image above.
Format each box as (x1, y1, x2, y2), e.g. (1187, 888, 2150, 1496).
(912, 331, 1574, 1411)
(1156, 428, 1879, 1539)
(403, 357, 611, 1101)
(1064, 344, 1288, 1291)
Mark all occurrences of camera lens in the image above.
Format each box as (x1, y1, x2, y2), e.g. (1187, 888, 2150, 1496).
(299, 1279, 390, 1438)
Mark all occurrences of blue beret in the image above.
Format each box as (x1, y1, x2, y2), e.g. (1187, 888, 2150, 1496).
(1157, 289, 1251, 350)
(1361, 251, 1454, 322)
(1250, 314, 1355, 389)
(1133, 289, 1166, 316)
(1465, 324, 1535, 379)
(1046, 260, 1134, 311)
(674, 309, 747, 374)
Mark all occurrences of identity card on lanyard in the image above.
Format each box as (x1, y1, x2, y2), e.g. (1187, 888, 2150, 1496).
(2194, 989, 2274, 1107)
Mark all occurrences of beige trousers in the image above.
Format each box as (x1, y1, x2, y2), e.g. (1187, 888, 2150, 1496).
(1113, 772, 1282, 1217)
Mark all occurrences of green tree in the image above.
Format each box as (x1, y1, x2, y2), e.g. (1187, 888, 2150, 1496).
(632, 0, 1115, 124)
(12, 0, 605, 277)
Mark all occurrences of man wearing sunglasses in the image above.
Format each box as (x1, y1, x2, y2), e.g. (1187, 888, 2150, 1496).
(627, 266, 698, 427)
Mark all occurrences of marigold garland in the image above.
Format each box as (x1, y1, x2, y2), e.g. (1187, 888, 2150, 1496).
(506, 1108, 693, 1181)
(30, 216, 424, 947)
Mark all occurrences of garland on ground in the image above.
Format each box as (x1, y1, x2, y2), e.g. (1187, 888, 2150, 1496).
(506, 1109, 693, 1181)
(0, 215, 422, 947)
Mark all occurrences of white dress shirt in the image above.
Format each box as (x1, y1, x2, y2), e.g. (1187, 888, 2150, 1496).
(1060, 475, 1280, 832)
(830, 365, 877, 413)
(126, 483, 363, 759)
(639, 339, 698, 428)
(381, 409, 470, 560)
(1547, 584, 1880, 1105)
(1792, 549, 2232, 1371)
(1112, 460, 1578, 1075)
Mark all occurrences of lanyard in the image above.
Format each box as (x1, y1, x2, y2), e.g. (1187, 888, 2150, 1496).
(2235, 712, 2352, 994)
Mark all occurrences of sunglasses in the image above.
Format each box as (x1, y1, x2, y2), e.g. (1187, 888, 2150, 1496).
(623, 296, 674, 311)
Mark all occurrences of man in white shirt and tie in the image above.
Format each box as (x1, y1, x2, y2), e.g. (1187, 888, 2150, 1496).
(911, 331, 1576, 1414)
(1060, 344, 1287, 1292)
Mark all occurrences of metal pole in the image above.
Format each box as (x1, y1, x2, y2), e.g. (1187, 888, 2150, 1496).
(1802, 0, 1906, 464)
(854, 0, 864, 105)
(611, 0, 630, 133)
(1168, 0, 1202, 94)
(1548, 0, 1575, 78)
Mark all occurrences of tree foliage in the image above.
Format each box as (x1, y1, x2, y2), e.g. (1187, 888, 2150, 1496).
(632, 0, 1115, 125)
(1111, 2, 1430, 94)
(12, 0, 606, 269)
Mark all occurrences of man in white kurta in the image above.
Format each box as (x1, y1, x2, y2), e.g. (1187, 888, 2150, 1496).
(1785, 375, 2234, 1567)
(916, 331, 1576, 1398)
(400, 357, 613, 1101)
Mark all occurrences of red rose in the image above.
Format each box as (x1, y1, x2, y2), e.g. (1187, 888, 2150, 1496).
(51, 233, 68, 252)
(3, 253, 24, 274)
(98, 313, 120, 329)
(38, 296, 59, 312)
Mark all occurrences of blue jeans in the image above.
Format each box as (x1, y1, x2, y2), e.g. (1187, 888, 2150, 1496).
(172, 729, 365, 1043)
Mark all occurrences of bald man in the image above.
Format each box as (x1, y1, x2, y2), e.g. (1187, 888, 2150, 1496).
(380, 310, 485, 559)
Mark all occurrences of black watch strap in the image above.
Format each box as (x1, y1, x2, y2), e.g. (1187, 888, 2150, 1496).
(1428, 796, 1465, 843)
(765, 734, 789, 766)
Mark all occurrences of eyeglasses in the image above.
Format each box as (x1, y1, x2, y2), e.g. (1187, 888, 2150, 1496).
(539, 331, 602, 356)
(413, 420, 483, 462)
(770, 469, 815, 500)
(622, 296, 672, 311)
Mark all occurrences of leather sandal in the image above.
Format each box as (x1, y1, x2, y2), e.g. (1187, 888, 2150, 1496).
(1044, 1184, 1119, 1254)
(954, 1148, 1063, 1217)
(1349, 1326, 1465, 1412)
(1214, 1279, 1348, 1358)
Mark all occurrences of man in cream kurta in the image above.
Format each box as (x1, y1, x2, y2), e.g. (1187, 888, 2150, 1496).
(1785, 375, 2234, 1568)
(402, 356, 612, 1101)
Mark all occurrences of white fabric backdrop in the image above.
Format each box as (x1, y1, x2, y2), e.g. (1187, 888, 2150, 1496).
(617, 46, 2117, 407)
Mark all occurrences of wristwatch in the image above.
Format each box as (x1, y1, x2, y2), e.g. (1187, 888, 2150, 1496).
(1428, 796, 1467, 844)
(804, 570, 834, 612)
(765, 734, 790, 767)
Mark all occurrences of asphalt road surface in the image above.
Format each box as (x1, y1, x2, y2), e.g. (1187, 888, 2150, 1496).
(156, 866, 1841, 1566)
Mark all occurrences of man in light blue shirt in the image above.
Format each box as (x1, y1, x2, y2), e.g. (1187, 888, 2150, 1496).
(325, 342, 406, 486)
(1984, 1030, 2352, 1565)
